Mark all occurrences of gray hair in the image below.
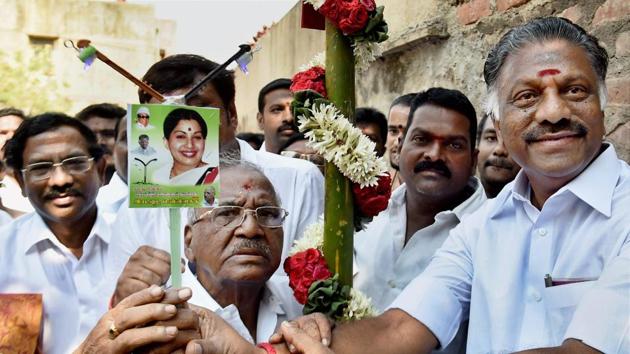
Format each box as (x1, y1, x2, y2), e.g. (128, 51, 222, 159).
(483, 17, 609, 120)
(187, 156, 280, 224)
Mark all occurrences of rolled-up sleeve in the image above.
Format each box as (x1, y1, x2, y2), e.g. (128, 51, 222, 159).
(387, 217, 476, 349)
(564, 241, 630, 353)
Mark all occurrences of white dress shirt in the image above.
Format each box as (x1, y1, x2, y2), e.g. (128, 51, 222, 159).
(0, 175, 34, 213)
(184, 271, 303, 343)
(96, 172, 128, 219)
(354, 178, 486, 311)
(389, 144, 630, 354)
(106, 138, 324, 282)
(0, 212, 112, 354)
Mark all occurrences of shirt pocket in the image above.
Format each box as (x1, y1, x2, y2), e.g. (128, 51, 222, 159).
(543, 280, 596, 343)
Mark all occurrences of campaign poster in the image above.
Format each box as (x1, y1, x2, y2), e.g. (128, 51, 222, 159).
(127, 104, 220, 208)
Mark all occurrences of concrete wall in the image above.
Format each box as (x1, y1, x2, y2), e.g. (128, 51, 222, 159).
(234, 0, 630, 162)
(0, 0, 175, 114)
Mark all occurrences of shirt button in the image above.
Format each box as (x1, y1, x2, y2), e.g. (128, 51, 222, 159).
(528, 289, 542, 302)
(387, 280, 396, 288)
(537, 228, 547, 237)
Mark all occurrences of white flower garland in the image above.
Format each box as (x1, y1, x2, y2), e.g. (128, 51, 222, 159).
(297, 103, 388, 188)
(343, 288, 377, 321)
(352, 40, 382, 72)
(299, 52, 326, 72)
(289, 218, 324, 256)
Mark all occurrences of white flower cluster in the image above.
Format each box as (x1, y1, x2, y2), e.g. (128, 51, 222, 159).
(298, 103, 388, 188)
(352, 40, 383, 72)
(299, 52, 326, 72)
(289, 218, 324, 256)
(303, 0, 326, 10)
(343, 288, 377, 321)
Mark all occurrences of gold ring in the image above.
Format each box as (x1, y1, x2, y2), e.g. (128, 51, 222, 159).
(108, 321, 120, 340)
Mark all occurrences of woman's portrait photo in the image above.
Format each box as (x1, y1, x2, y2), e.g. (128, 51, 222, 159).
(152, 108, 218, 185)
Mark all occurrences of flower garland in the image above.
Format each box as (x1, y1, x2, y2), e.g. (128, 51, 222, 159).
(303, 0, 389, 72)
(284, 220, 376, 322)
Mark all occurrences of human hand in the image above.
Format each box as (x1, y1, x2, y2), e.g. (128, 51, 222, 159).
(278, 321, 335, 354)
(134, 288, 202, 354)
(269, 313, 333, 348)
(113, 245, 184, 305)
(75, 285, 193, 353)
(183, 304, 261, 354)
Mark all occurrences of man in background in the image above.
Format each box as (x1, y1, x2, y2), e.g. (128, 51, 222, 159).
(476, 113, 520, 198)
(256, 78, 296, 154)
(356, 107, 387, 157)
(386, 94, 415, 190)
(0, 107, 31, 216)
(76, 103, 126, 183)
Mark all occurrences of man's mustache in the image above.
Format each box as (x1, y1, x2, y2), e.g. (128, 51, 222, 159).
(231, 239, 272, 259)
(413, 160, 451, 178)
(485, 157, 515, 170)
(522, 119, 588, 143)
(277, 122, 298, 134)
(45, 187, 82, 200)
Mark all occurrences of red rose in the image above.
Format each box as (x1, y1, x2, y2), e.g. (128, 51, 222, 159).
(318, 0, 341, 23)
(352, 173, 392, 217)
(360, 0, 376, 11)
(290, 66, 327, 97)
(284, 248, 332, 304)
(337, 0, 370, 35)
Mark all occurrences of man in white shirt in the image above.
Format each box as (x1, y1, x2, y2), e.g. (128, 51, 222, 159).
(354, 87, 486, 354)
(258, 17, 629, 354)
(0, 113, 112, 354)
(107, 54, 324, 283)
(0, 107, 33, 215)
(96, 115, 128, 217)
(476, 112, 521, 198)
(256, 78, 297, 154)
(386, 94, 415, 191)
(131, 134, 158, 156)
(113, 159, 302, 344)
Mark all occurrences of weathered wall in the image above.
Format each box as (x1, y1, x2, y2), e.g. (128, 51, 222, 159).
(0, 0, 175, 114)
(234, 0, 630, 162)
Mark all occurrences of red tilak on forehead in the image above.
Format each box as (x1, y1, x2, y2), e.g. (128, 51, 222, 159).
(242, 182, 253, 191)
(538, 69, 561, 77)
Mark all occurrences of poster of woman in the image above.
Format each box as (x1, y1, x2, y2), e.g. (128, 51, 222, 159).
(127, 104, 220, 208)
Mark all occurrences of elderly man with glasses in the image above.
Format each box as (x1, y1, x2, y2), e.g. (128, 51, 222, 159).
(113, 158, 305, 345)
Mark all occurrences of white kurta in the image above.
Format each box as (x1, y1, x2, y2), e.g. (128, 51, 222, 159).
(106, 138, 324, 283)
(389, 144, 630, 353)
(0, 212, 113, 354)
(354, 178, 486, 311)
(96, 172, 128, 221)
(183, 271, 303, 344)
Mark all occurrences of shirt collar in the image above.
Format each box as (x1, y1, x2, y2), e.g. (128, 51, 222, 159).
(21, 210, 110, 255)
(499, 143, 619, 218)
(451, 177, 486, 220)
(183, 267, 285, 315)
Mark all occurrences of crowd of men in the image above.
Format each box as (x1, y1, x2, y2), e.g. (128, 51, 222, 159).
(0, 16, 628, 354)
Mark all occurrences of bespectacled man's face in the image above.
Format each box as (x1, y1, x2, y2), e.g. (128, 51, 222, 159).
(17, 126, 105, 224)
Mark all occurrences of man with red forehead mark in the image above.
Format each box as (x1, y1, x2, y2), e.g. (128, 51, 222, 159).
(183, 17, 629, 354)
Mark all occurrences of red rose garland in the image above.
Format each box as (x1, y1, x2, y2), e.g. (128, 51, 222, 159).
(284, 248, 332, 304)
(290, 66, 327, 98)
(352, 173, 391, 217)
(319, 0, 376, 35)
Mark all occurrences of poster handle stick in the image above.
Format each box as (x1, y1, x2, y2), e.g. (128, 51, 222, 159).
(169, 208, 182, 288)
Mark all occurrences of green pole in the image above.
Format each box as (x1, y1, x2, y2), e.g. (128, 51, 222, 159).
(323, 20, 355, 287)
(169, 208, 182, 288)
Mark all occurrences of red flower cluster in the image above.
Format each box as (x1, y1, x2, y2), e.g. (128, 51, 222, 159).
(290, 66, 327, 98)
(318, 0, 376, 35)
(352, 173, 392, 217)
(284, 248, 332, 304)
